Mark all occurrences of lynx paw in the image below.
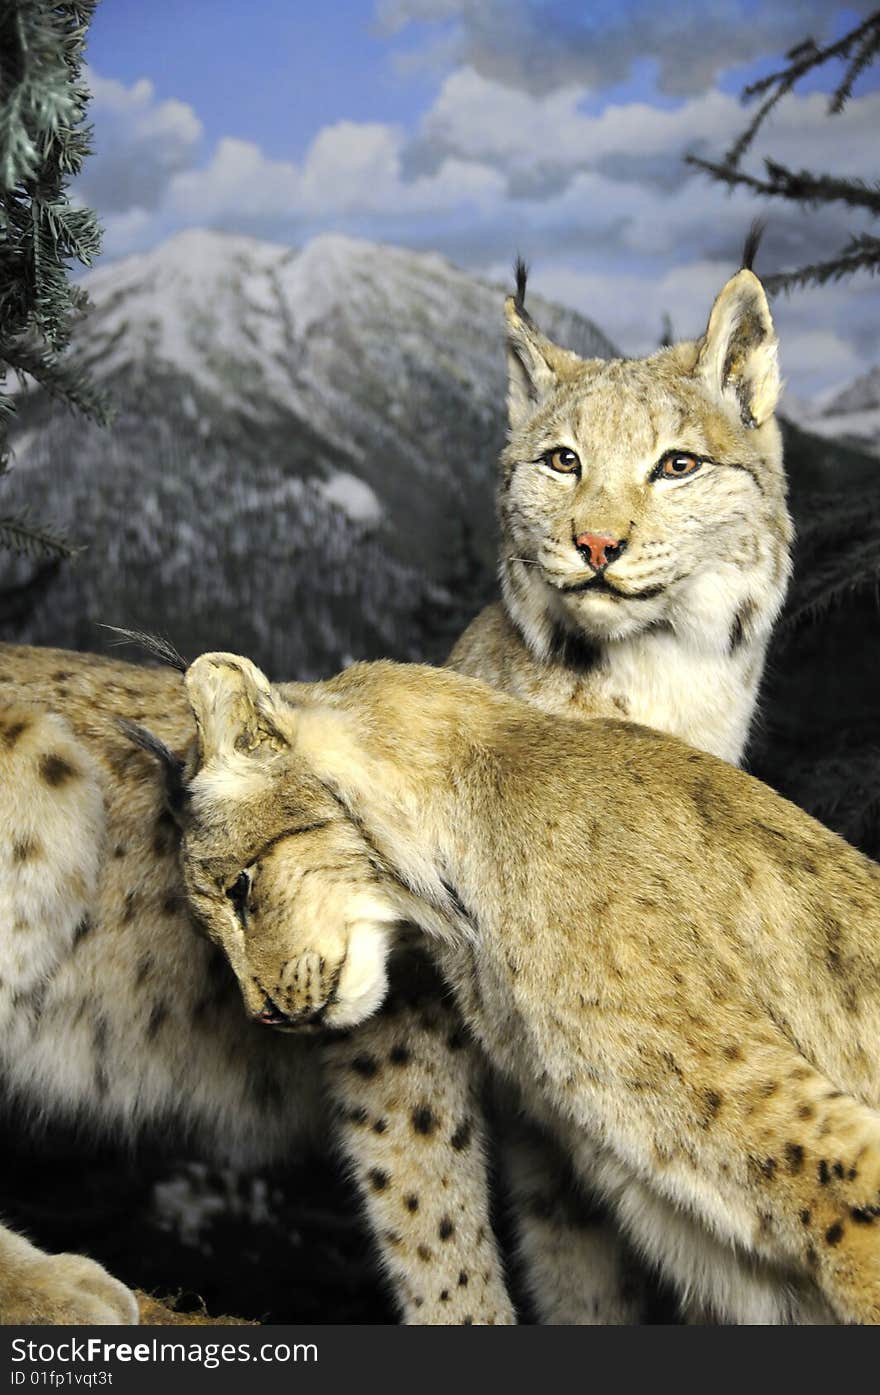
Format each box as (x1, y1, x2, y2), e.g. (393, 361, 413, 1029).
(1, 1251, 139, 1325)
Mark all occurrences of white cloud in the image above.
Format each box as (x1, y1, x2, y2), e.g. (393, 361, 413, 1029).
(301, 122, 404, 210)
(775, 328, 862, 397)
(121, 116, 505, 240)
(79, 62, 879, 398)
(79, 69, 202, 213)
(408, 68, 880, 195)
(98, 207, 155, 258)
(168, 137, 300, 220)
(376, 0, 876, 99)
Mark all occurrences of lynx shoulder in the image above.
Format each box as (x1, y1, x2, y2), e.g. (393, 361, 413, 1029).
(171, 650, 880, 1326)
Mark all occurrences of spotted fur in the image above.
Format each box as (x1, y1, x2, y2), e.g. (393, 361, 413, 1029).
(0, 644, 510, 1325)
(178, 651, 880, 1326)
(0, 260, 794, 1326)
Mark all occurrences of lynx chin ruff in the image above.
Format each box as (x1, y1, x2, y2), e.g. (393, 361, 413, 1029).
(0, 249, 792, 1324)
(171, 650, 880, 1327)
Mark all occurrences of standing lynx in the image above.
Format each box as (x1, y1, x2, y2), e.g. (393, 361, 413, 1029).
(0, 245, 790, 1324)
(169, 649, 880, 1326)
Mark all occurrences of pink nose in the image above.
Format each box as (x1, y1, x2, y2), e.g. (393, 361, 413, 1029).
(574, 532, 627, 571)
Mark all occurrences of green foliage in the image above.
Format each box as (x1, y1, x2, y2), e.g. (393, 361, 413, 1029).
(0, 0, 108, 559)
(0, 511, 76, 558)
(687, 10, 880, 294)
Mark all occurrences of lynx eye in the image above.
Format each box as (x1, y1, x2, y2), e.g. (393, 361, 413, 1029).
(654, 451, 702, 481)
(545, 447, 581, 475)
(225, 871, 251, 916)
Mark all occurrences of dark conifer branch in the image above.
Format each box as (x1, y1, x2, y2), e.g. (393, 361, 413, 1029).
(686, 156, 880, 217)
(688, 10, 880, 293)
(0, 512, 76, 560)
(0, 0, 107, 561)
(763, 235, 880, 294)
(739, 12, 880, 129)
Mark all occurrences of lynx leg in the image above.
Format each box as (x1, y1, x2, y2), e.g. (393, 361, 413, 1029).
(322, 959, 514, 1325)
(500, 1107, 650, 1323)
(601, 1160, 836, 1325)
(0, 1223, 138, 1325)
(568, 1040, 880, 1325)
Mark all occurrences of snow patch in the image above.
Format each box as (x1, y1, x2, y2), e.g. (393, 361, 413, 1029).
(801, 407, 880, 454)
(316, 471, 382, 524)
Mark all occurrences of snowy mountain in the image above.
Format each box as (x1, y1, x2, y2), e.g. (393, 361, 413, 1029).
(0, 230, 614, 677)
(795, 364, 880, 457)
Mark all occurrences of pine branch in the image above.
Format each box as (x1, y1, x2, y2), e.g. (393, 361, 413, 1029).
(0, 512, 78, 560)
(761, 160, 880, 214)
(830, 26, 880, 113)
(742, 12, 880, 103)
(686, 154, 880, 216)
(725, 73, 798, 168)
(778, 492, 880, 636)
(719, 12, 880, 166)
(689, 10, 879, 299)
(763, 235, 880, 293)
(2, 332, 113, 425)
(0, 1, 107, 564)
(0, 2, 98, 186)
(743, 36, 823, 101)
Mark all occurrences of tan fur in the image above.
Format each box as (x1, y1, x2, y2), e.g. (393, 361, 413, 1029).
(0, 263, 794, 1326)
(0, 644, 511, 1325)
(443, 261, 792, 1321)
(178, 652, 880, 1326)
(459, 265, 789, 767)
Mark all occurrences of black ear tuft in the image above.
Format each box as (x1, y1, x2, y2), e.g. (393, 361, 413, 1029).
(100, 625, 188, 673)
(514, 255, 529, 312)
(741, 219, 765, 273)
(118, 719, 189, 816)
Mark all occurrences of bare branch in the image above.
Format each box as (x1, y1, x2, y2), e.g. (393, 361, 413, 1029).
(729, 11, 880, 162)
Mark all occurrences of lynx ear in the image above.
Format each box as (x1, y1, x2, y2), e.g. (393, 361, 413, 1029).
(504, 298, 561, 430)
(185, 652, 291, 762)
(503, 263, 580, 430)
(696, 269, 780, 428)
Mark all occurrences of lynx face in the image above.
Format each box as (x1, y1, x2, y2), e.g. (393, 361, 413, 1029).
(500, 269, 792, 655)
(177, 657, 397, 1032)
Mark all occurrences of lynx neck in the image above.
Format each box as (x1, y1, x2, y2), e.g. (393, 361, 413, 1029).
(448, 603, 766, 767)
(592, 626, 763, 765)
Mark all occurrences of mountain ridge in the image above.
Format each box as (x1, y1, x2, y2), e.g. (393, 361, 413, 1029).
(795, 362, 880, 458)
(0, 230, 615, 676)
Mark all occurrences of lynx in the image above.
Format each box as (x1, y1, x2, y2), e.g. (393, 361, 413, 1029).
(169, 648, 880, 1326)
(0, 246, 792, 1324)
(444, 245, 792, 1320)
(0, 647, 510, 1323)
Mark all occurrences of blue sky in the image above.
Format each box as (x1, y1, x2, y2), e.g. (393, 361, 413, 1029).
(78, 0, 880, 396)
(85, 0, 437, 164)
